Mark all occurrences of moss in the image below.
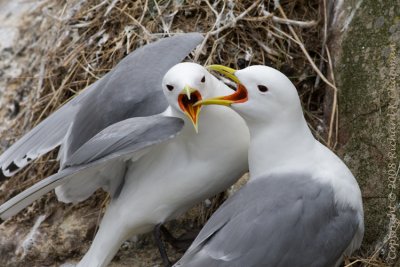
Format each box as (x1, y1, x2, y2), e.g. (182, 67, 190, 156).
(336, 0, 400, 256)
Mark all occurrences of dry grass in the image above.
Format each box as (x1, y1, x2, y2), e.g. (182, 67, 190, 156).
(0, 0, 390, 266)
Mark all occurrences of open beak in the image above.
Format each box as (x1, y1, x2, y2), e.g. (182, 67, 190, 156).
(195, 65, 248, 107)
(178, 85, 202, 132)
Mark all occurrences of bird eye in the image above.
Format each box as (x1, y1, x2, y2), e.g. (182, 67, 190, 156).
(257, 85, 269, 93)
(166, 84, 174, 91)
(201, 76, 205, 83)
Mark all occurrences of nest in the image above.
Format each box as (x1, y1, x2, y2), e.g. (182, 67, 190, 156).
(0, 0, 389, 266)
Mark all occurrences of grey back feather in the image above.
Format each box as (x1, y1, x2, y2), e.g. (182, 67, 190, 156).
(0, 115, 184, 220)
(175, 173, 361, 267)
(0, 33, 203, 177)
(65, 115, 182, 166)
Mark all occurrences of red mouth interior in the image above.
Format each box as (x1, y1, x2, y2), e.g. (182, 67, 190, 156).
(178, 91, 202, 122)
(223, 84, 248, 103)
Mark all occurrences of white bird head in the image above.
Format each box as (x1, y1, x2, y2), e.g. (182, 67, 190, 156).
(162, 62, 215, 132)
(197, 65, 303, 125)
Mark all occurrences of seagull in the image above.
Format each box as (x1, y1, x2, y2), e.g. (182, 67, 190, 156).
(0, 33, 201, 178)
(174, 65, 364, 267)
(0, 35, 249, 267)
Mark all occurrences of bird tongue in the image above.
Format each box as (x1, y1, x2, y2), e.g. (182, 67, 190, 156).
(178, 91, 202, 130)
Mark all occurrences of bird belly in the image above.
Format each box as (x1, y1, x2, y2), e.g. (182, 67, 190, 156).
(113, 108, 249, 226)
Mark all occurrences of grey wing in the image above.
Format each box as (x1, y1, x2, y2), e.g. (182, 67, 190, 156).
(0, 33, 203, 177)
(63, 32, 203, 163)
(64, 115, 183, 166)
(0, 93, 85, 178)
(0, 115, 184, 220)
(176, 173, 361, 267)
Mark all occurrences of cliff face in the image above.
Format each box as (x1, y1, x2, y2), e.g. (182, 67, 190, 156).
(332, 0, 400, 264)
(0, 0, 398, 266)
(0, 0, 35, 128)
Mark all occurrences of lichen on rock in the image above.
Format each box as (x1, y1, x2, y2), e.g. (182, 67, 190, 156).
(333, 0, 400, 263)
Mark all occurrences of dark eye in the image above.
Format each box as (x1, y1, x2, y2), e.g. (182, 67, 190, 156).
(257, 85, 269, 92)
(201, 76, 205, 83)
(166, 84, 174, 91)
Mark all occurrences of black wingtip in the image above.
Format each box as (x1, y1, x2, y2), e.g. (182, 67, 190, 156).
(0, 161, 20, 181)
(6, 162, 19, 173)
(0, 217, 3, 224)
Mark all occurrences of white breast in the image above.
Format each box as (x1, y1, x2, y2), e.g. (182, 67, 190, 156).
(117, 104, 249, 223)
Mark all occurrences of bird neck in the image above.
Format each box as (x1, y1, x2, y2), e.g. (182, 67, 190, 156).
(247, 113, 317, 179)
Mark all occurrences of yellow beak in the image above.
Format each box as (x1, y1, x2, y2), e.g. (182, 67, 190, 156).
(182, 85, 196, 100)
(195, 65, 248, 107)
(207, 65, 240, 84)
(178, 87, 202, 133)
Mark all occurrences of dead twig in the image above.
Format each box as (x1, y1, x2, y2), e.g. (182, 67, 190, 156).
(276, 5, 336, 90)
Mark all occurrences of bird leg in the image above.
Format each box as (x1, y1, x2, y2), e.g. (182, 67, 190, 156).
(153, 224, 172, 267)
(160, 225, 197, 252)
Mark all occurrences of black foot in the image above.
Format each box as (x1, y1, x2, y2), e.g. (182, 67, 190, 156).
(160, 225, 198, 252)
(154, 224, 172, 267)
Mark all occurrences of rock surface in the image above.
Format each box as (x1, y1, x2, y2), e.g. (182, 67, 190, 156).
(332, 0, 400, 263)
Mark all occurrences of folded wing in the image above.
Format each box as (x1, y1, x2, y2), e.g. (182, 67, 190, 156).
(175, 173, 361, 267)
(0, 115, 184, 220)
(0, 33, 203, 177)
